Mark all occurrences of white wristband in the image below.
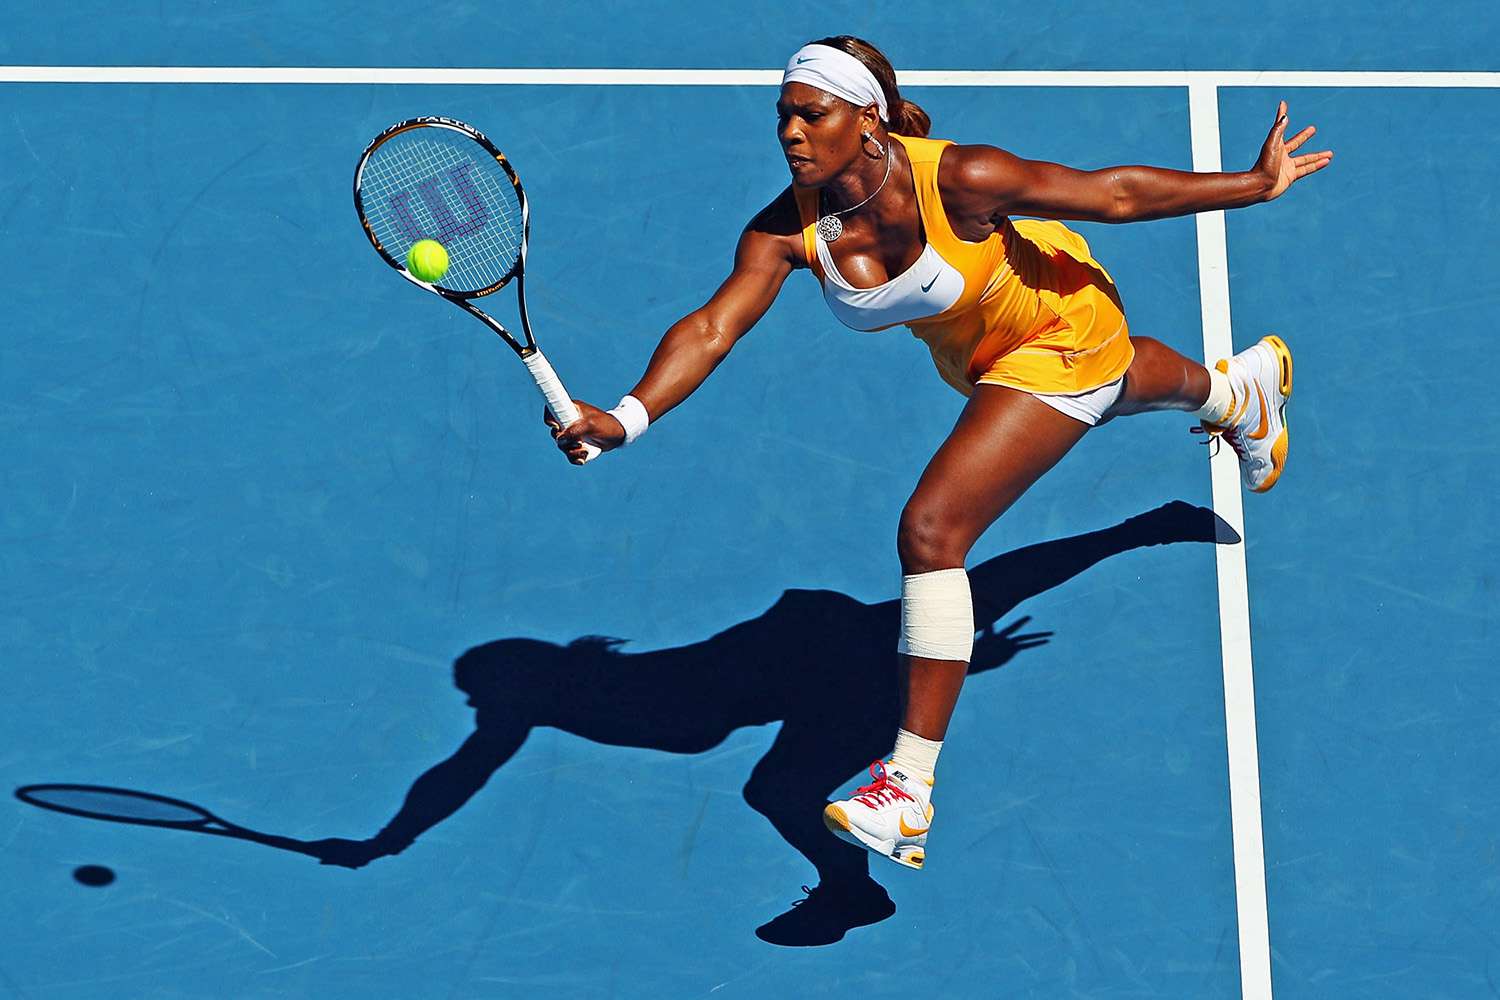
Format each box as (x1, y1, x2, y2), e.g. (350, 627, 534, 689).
(607, 394, 650, 445)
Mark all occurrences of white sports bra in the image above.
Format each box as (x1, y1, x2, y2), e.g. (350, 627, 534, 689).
(815, 230, 965, 333)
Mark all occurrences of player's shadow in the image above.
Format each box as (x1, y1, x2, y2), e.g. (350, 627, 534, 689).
(300, 500, 1235, 946)
(14, 501, 1234, 948)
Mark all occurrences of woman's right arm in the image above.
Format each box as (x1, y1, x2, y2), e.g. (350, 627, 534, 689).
(550, 194, 801, 463)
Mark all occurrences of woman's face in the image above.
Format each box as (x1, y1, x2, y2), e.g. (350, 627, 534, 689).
(777, 82, 865, 187)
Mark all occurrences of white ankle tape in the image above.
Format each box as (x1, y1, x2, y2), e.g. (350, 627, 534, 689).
(890, 729, 942, 779)
(897, 568, 974, 661)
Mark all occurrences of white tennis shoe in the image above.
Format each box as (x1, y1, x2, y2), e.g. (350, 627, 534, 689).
(823, 761, 934, 870)
(1200, 335, 1294, 493)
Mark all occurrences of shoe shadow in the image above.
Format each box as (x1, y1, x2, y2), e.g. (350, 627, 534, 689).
(14, 501, 1235, 948)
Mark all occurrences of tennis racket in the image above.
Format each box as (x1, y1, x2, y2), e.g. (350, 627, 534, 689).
(353, 116, 600, 462)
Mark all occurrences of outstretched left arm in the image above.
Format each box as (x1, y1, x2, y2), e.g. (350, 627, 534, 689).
(950, 100, 1333, 224)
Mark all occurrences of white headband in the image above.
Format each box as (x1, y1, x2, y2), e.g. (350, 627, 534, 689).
(781, 43, 889, 122)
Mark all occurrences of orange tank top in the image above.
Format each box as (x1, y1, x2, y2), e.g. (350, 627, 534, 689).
(794, 133, 1134, 395)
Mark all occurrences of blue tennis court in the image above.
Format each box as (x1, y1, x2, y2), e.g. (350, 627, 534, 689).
(3, 5, 1497, 998)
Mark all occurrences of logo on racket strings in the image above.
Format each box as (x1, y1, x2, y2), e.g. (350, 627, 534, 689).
(390, 162, 490, 244)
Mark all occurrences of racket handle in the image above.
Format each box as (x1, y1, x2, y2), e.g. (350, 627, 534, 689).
(522, 350, 602, 463)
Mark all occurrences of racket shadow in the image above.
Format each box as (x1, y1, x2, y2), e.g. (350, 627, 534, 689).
(13, 501, 1235, 949)
(13, 784, 326, 858)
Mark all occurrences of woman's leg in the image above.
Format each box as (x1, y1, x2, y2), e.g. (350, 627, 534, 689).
(1111, 333, 1294, 492)
(825, 383, 1102, 868)
(896, 383, 1093, 740)
(1106, 336, 1214, 418)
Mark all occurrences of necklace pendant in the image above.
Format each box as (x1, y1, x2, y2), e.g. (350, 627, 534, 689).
(816, 215, 844, 243)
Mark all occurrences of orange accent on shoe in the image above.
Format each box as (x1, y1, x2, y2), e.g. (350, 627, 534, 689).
(1246, 382, 1271, 440)
(1252, 427, 1290, 493)
(1210, 359, 1247, 428)
(823, 805, 851, 833)
(899, 816, 930, 838)
(1250, 335, 1293, 491)
(1264, 334, 1293, 396)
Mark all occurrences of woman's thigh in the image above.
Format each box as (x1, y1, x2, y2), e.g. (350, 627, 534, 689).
(898, 383, 1092, 571)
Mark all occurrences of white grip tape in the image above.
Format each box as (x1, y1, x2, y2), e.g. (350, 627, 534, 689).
(522, 350, 601, 463)
(897, 568, 975, 662)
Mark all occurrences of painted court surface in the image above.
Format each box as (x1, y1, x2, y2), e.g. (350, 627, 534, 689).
(3, 4, 1497, 997)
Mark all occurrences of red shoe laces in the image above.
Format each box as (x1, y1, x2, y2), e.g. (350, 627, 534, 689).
(853, 761, 915, 809)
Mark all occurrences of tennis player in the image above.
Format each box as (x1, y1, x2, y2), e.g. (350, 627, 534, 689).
(547, 36, 1331, 871)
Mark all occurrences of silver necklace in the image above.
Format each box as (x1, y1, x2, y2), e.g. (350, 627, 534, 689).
(816, 150, 893, 243)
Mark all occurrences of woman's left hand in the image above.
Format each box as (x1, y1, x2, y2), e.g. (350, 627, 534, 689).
(1256, 100, 1334, 202)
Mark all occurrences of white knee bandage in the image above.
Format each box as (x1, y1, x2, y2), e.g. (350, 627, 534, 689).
(897, 568, 974, 662)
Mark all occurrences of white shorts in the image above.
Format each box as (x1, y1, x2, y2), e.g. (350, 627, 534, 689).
(1028, 376, 1126, 426)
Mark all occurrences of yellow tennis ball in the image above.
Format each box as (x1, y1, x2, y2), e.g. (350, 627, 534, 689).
(406, 239, 450, 282)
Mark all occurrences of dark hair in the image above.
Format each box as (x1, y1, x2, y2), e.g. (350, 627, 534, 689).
(809, 35, 931, 137)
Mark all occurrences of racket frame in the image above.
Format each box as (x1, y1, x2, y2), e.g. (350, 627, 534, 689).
(354, 116, 539, 356)
(17, 783, 236, 832)
(354, 117, 599, 460)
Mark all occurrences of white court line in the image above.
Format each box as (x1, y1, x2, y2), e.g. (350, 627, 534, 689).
(0, 66, 1498, 86)
(1189, 83, 1273, 1000)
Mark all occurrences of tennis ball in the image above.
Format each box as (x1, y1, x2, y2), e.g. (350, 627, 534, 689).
(406, 239, 450, 282)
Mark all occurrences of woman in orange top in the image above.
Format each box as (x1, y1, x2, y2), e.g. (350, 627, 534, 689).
(549, 37, 1331, 873)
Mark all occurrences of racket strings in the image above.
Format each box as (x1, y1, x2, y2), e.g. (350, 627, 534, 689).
(360, 129, 525, 294)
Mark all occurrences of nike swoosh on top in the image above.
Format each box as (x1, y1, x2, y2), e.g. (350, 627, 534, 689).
(1247, 383, 1270, 440)
(921, 274, 939, 292)
(796, 57, 815, 64)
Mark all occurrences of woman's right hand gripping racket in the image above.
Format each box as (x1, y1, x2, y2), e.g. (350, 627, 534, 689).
(353, 116, 601, 463)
